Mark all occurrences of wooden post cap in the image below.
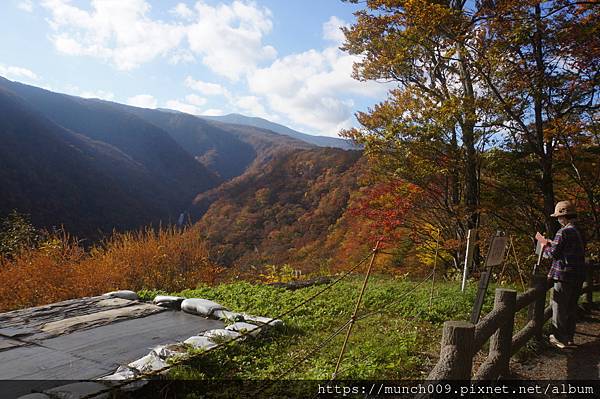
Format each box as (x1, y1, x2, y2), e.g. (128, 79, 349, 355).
(444, 320, 474, 329)
(441, 321, 475, 346)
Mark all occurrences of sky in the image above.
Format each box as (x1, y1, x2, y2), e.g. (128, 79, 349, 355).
(0, 0, 394, 137)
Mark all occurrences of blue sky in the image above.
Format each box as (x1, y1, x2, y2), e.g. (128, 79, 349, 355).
(0, 0, 393, 137)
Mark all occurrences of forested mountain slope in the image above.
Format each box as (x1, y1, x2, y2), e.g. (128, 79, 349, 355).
(0, 87, 164, 235)
(195, 148, 364, 269)
(0, 78, 219, 235)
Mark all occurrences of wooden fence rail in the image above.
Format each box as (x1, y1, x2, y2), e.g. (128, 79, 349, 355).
(427, 270, 600, 381)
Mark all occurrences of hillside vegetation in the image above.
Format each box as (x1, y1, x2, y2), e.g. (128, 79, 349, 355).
(196, 148, 365, 269)
(0, 224, 220, 312)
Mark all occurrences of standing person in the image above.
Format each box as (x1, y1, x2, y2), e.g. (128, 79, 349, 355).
(535, 201, 586, 349)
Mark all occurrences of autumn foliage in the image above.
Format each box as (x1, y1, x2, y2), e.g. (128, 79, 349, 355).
(348, 180, 420, 242)
(0, 226, 221, 312)
(340, 0, 600, 277)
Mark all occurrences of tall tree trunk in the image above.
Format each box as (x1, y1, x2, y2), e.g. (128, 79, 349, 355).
(533, 3, 557, 235)
(540, 154, 557, 235)
(450, 127, 460, 206)
(457, 43, 479, 230)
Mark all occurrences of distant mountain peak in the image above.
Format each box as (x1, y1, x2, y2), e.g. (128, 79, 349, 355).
(198, 113, 357, 150)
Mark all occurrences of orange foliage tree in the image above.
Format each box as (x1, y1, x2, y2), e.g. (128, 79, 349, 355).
(341, 0, 599, 276)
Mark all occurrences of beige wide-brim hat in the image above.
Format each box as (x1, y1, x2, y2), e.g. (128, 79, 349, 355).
(550, 200, 577, 217)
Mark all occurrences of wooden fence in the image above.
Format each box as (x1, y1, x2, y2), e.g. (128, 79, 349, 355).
(427, 270, 600, 381)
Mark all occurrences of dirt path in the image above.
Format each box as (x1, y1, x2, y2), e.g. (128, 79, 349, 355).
(511, 308, 600, 379)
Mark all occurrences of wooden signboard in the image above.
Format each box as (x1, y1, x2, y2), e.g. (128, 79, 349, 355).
(485, 235, 508, 267)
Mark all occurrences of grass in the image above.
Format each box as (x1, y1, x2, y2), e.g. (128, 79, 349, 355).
(139, 275, 502, 382)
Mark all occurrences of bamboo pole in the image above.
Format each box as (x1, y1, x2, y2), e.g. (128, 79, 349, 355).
(331, 240, 381, 379)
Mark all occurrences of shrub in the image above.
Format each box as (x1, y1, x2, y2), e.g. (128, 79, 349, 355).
(0, 226, 222, 312)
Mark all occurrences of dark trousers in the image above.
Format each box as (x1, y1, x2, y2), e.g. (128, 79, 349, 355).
(551, 280, 583, 343)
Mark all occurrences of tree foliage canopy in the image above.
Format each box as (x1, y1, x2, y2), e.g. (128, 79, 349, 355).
(342, 0, 600, 271)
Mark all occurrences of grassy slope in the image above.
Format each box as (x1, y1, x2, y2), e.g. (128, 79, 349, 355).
(139, 275, 506, 381)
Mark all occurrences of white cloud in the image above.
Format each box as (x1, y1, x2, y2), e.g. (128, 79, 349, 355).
(185, 76, 229, 97)
(41, 0, 187, 70)
(41, 0, 276, 78)
(247, 46, 389, 135)
(169, 49, 195, 65)
(231, 95, 268, 118)
(79, 90, 115, 101)
(0, 64, 39, 82)
(59, 84, 115, 101)
(170, 3, 195, 20)
(323, 16, 348, 44)
(186, 1, 276, 80)
(165, 93, 212, 115)
(165, 99, 203, 115)
(17, 0, 33, 13)
(202, 108, 225, 116)
(185, 94, 207, 107)
(127, 94, 157, 109)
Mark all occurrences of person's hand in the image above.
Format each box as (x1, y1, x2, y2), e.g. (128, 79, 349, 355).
(535, 232, 548, 246)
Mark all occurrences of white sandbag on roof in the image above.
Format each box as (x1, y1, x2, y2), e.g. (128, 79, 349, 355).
(98, 365, 139, 381)
(212, 309, 244, 322)
(184, 335, 218, 350)
(152, 343, 187, 359)
(153, 295, 184, 309)
(44, 382, 110, 399)
(128, 352, 167, 373)
(181, 298, 226, 317)
(97, 367, 148, 391)
(126, 344, 187, 374)
(103, 290, 138, 301)
(225, 322, 261, 337)
(242, 314, 284, 327)
(203, 329, 242, 343)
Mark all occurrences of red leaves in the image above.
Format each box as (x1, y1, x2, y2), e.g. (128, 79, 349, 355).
(348, 179, 421, 244)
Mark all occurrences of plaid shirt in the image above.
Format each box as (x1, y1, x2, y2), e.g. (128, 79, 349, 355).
(545, 223, 586, 282)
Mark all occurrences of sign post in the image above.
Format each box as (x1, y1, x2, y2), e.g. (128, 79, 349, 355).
(461, 229, 477, 292)
(470, 233, 508, 324)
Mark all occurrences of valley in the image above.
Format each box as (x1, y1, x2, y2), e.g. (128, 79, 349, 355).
(0, 77, 363, 271)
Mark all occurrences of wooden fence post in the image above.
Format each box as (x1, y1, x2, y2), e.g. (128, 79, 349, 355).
(427, 321, 474, 380)
(488, 289, 516, 377)
(529, 275, 547, 343)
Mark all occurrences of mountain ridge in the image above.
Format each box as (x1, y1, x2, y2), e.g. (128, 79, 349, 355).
(199, 113, 356, 150)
